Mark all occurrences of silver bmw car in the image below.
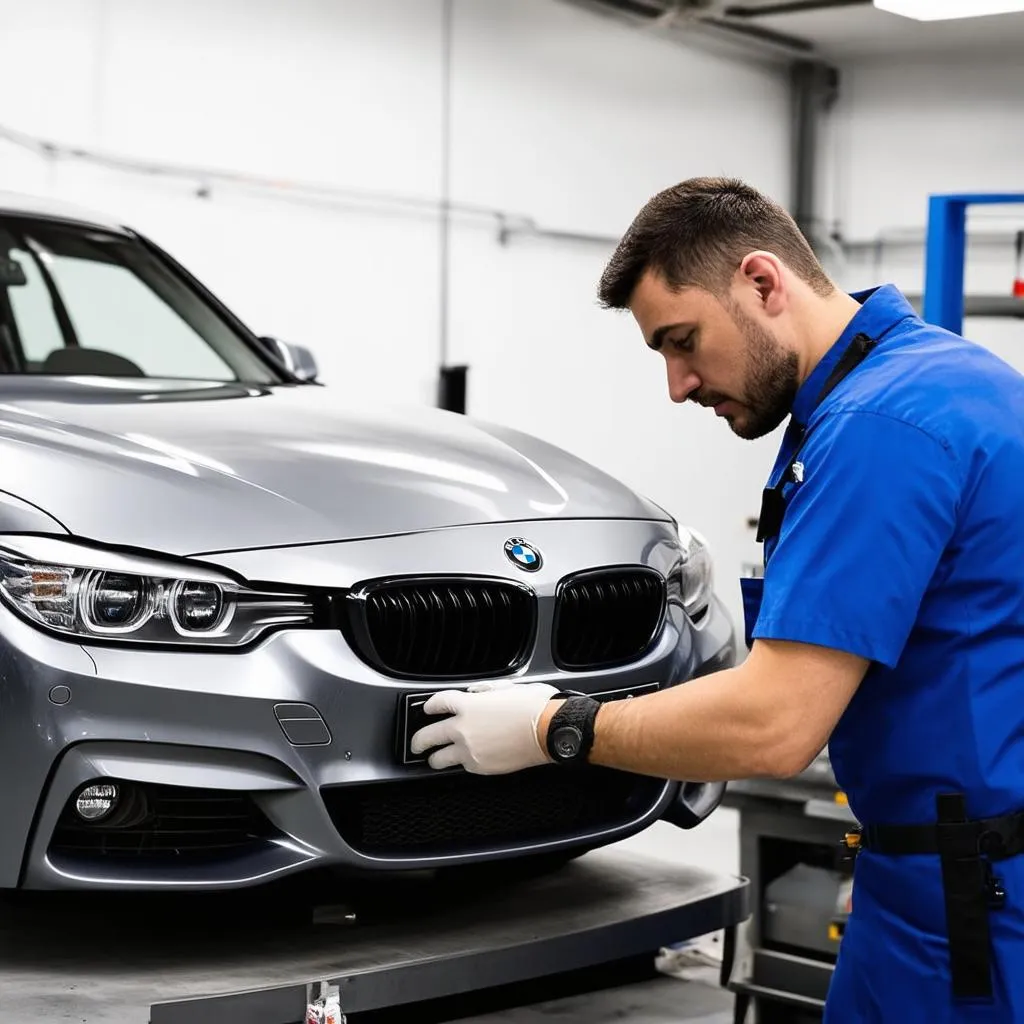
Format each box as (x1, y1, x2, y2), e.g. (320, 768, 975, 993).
(0, 191, 737, 892)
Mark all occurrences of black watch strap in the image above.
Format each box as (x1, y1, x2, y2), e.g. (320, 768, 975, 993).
(546, 694, 600, 766)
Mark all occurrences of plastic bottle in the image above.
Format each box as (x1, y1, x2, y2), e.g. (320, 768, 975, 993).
(306, 983, 346, 1024)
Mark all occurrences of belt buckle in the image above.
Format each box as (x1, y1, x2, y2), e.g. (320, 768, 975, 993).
(838, 828, 862, 861)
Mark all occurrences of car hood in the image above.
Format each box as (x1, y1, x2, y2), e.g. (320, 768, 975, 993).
(0, 379, 665, 554)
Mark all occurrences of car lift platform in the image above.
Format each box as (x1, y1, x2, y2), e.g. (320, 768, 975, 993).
(0, 829, 749, 1024)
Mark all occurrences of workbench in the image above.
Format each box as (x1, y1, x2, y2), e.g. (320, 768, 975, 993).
(722, 756, 856, 1024)
(0, 827, 749, 1024)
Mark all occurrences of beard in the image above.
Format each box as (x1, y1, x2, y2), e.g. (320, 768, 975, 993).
(701, 301, 800, 441)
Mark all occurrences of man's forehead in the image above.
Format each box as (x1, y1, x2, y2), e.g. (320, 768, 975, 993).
(631, 273, 704, 315)
(630, 277, 706, 342)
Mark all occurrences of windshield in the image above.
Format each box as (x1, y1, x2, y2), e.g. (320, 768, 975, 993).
(0, 216, 282, 384)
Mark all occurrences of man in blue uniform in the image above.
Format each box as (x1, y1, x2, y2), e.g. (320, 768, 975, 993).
(410, 177, 1024, 1020)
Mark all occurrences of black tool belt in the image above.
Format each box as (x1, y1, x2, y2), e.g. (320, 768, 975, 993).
(850, 793, 1019, 1001)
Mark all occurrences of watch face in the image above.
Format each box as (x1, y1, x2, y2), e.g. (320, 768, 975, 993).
(552, 725, 582, 760)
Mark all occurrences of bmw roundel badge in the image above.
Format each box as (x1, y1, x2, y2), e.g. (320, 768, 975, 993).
(504, 537, 542, 572)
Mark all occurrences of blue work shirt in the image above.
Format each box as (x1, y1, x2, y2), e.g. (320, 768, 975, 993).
(750, 283, 1024, 829)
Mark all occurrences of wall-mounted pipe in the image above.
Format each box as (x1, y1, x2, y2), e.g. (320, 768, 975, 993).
(436, 0, 456, 411)
(789, 58, 839, 256)
(0, 121, 620, 250)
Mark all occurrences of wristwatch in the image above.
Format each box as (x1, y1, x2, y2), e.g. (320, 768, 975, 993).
(545, 693, 601, 766)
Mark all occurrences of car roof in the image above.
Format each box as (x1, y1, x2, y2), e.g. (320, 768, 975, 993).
(0, 190, 130, 234)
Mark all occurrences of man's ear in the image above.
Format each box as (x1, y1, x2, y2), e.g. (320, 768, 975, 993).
(738, 251, 786, 315)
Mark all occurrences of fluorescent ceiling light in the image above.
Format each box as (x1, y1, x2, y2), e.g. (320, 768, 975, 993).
(874, 0, 1024, 18)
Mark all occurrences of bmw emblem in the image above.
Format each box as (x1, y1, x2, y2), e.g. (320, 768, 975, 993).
(504, 537, 542, 572)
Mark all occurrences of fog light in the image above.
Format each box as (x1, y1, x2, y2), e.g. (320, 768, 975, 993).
(75, 783, 119, 822)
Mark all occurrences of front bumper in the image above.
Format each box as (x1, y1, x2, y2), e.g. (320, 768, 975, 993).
(2, 519, 737, 891)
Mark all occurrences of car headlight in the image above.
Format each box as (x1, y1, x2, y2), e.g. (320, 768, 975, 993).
(675, 526, 714, 622)
(0, 536, 314, 648)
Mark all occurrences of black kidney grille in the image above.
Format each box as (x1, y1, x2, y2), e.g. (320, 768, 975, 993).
(323, 766, 666, 857)
(50, 782, 277, 863)
(554, 568, 666, 670)
(353, 579, 535, 678)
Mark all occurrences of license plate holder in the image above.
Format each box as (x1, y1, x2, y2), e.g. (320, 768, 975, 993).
(396, 690, 460, 765)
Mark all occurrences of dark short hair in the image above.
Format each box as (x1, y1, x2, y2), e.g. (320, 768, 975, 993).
(598, 176, 833, 308)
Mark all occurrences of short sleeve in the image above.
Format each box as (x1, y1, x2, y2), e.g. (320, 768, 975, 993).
(752, 410, 961, 668)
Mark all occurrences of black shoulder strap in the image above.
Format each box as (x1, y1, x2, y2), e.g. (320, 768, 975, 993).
(755, 332, 878, 546)
(815, 332, 877, 407)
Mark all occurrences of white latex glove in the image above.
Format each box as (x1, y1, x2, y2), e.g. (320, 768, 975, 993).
(409, 682, 559, 774)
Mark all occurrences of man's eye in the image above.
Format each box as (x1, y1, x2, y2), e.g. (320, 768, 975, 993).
(672, 333, 695, 353)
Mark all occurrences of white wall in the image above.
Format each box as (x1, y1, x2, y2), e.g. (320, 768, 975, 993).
(0, 0, 793, 632)
(821, 52, 1024, 335)
(817, 51, 1024, 419)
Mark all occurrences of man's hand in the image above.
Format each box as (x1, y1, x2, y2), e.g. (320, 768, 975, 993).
(409, 682, 559, 774)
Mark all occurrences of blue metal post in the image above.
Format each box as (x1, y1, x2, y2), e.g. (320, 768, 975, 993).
(923, 195, 966, 333)
(922, 193, 1024, 334)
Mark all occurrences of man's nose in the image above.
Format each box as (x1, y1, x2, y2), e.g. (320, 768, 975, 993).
(667, 364, 701, 404)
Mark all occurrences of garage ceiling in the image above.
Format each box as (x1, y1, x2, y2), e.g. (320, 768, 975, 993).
(563, 0, 1024, 60)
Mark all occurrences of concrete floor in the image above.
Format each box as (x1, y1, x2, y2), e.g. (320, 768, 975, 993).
(634, 806, 741, 877)
(451, 975, 734, 1023)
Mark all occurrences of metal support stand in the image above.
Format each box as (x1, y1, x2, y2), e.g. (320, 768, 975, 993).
(922, 192, 1024, 334)
(0, 837, 749, 1024)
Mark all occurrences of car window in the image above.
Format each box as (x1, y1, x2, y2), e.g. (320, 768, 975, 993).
(36, 254, 235, 379)
(0, 218, 281, 384)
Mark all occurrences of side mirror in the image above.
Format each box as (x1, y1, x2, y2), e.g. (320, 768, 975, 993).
(258, 336, 319, 382)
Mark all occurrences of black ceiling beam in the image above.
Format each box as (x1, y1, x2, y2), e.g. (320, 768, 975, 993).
(584, 0, 824, 56)
(592, 0, 670, 17)
(724, 0, 872, 18)
(700, 16, 816, 51)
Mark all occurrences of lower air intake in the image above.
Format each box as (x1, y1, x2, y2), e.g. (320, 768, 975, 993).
(50, 781, 278, 863)
(322, 766, 667, 857)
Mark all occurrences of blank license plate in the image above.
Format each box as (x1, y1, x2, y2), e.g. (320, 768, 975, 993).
(395, 681, 660, 765)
